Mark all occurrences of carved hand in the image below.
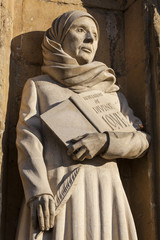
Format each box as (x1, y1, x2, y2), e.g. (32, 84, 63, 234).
(67, 132, 108, 161)
(29, 194, 55, 231)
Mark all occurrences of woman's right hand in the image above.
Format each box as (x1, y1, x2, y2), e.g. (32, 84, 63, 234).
(29, 194, 55, 231)
(67, 132, 108, 161)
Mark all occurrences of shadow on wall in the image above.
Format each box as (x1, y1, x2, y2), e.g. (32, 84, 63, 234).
(1, 31, 44, 240)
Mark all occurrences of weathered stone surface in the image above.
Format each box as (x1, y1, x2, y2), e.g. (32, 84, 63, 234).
(0, 0, 14, 235)
(105, 11, 126, 91)
(20, 0, 84, 32)
(34, 0, 135, 10)
(124, 1, 156, 239)
(148, 3, 160, 237)
(125, 2, 146, 73)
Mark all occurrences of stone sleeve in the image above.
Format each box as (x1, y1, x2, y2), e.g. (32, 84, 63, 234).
(16, 79, 53, 203)
(101, 91, 151, 160)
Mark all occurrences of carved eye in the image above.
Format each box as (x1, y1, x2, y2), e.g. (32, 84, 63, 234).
(93, 32, 97, 40)
(77, 27, 85, 33)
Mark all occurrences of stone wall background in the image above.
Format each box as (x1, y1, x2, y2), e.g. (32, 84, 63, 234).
(0, 0, 159, 239)
(0, 0, 14, 236)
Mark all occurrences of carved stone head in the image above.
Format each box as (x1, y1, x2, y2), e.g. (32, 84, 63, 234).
(62, 16, 99, 65)
(42, 11, 100, 65)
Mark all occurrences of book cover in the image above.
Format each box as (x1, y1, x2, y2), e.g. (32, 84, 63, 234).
(40, 99, 98, 146)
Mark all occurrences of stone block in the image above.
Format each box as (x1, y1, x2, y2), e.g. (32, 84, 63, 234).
(12, 32, 44, 65)
(21, 0, 85, 32)
(126, 61, 146, 121)
(105, 12, 125, 78)
(36, 0, 135, 10)
(124, 2, 157, 240)
(125, 0, 146, 72)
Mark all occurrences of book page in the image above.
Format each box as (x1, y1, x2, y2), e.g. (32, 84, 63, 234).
(71, 90, 136, 133)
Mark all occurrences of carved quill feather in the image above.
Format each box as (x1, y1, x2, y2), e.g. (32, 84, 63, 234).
(34, 166, 81, 239)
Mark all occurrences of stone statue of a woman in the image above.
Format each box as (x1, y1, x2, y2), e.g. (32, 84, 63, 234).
(16, 10, 150, 240)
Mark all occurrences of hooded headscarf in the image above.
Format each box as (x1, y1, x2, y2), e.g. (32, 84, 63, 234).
(41, 10, 119, 93)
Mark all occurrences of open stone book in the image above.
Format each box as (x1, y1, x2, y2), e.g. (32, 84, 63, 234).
(40, 90, 136, 146)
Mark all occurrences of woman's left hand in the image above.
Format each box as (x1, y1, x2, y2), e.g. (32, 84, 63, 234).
(67, 133, 108, 162)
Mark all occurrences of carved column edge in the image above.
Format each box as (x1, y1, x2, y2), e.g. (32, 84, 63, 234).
(144, 0, 160, 239)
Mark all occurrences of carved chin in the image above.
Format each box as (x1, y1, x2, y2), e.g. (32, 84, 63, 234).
(76, 53, 94, 65)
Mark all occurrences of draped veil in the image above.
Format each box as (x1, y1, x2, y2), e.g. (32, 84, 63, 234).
(41, 10, 119, 93)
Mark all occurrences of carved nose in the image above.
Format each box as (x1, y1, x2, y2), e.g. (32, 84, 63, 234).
(85, 32, 94, 43)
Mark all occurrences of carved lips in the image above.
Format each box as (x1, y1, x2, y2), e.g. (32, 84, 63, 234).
(81, 46, 92, 53)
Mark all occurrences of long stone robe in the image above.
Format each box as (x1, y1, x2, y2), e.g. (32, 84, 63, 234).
(16, 74, 150, 240)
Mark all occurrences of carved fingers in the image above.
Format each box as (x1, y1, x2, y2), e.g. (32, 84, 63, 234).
(67, 132, 108, 161)
(30, 200, 37, 229)
(72, 145, 89, 162)
(49, 197, 55, 228)
(29, 194, 55, 231)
